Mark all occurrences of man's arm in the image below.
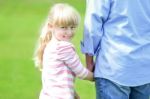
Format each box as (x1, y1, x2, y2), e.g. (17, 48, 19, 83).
(86, 54, 94, 72)
(81, 0, 112, 72)
(81, 0, 111, 55)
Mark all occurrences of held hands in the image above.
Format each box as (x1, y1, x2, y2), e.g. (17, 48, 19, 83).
(85, 54, 95, 81)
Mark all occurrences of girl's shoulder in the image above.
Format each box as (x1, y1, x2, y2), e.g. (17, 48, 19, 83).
(58, 41, 74, 48)
(57, 41, 76, 60)
(57, 41, 75, 53)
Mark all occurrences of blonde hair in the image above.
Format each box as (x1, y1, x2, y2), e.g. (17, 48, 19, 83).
(33, 3, 80, 70)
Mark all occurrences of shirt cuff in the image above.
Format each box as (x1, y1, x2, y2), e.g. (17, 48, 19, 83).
(80, 41, 94, 56)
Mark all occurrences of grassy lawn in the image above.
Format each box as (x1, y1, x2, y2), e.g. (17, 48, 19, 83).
(0, 0, 96, 99)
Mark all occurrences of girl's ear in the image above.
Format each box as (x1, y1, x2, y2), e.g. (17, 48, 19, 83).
(48, 23, 53, 29)
(48, 23, 54, 32)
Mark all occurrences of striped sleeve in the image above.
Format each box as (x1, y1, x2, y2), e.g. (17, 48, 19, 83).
(58, 42, 89, 79)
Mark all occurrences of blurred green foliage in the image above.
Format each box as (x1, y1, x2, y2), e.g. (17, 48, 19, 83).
(0, 0, 95, 99)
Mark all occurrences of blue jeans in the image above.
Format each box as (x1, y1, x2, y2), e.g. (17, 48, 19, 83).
(95, 78, 150, 99)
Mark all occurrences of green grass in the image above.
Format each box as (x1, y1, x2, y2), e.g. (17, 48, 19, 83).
(0, 0, 95, 99)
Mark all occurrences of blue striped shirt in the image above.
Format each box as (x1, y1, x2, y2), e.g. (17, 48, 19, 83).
(81, 0, 150, 86)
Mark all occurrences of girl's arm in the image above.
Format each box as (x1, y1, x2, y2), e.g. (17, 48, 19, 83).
(58, 42, 94, 81)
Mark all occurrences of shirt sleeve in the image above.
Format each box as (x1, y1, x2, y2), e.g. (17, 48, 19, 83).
(81, 0, 112, 56)
(58, 42, 89, 79)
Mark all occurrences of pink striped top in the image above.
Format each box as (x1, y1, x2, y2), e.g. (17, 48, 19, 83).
(39, 40, 89, 99)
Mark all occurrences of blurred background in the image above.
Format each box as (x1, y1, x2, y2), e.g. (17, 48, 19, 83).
(0, 0, 96, 99)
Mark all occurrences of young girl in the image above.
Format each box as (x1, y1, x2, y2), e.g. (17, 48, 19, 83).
(33, 3, 93, 99)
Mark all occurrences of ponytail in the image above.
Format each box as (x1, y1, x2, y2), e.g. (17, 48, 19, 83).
(34, 21, 52, 70)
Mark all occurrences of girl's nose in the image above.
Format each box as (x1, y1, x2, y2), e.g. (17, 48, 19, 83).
(66, 28, 72, 34)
